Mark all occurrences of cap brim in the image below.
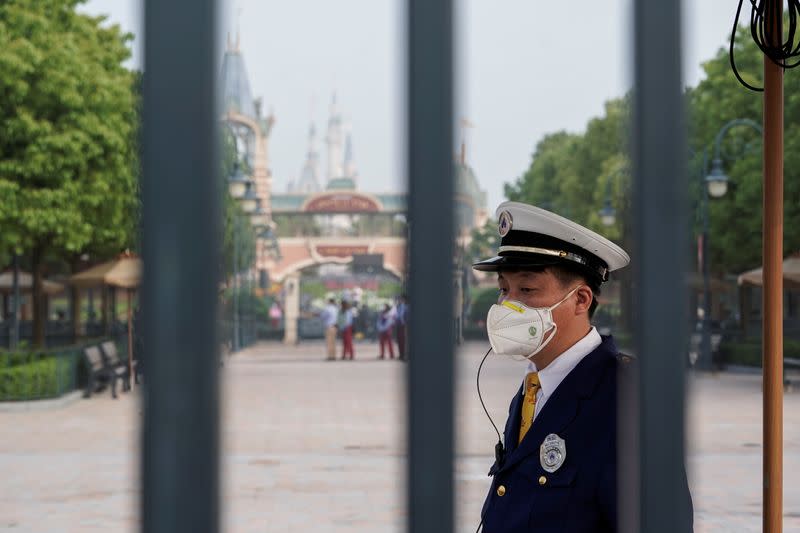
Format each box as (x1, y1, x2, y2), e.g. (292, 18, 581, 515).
(472, 254, 561, 272)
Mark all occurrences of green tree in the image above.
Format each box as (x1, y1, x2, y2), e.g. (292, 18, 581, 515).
(505, 22, 800, 279)
(219, 128, 256, 279)
(504, 97, 630, 233)
(687, 23, 800, 274)
(223, 199, 256, 276)
(505, 131, 582, 214)
(0, 0, 139, 345)
(466, 219, 500, 266)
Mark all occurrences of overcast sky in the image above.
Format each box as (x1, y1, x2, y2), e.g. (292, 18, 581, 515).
(82, 0, 736, 210)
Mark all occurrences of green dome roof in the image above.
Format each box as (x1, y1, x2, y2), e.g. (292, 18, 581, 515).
(326, 177, 356, 190)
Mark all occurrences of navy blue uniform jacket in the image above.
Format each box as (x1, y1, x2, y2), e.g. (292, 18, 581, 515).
(480, 336, 693, 532)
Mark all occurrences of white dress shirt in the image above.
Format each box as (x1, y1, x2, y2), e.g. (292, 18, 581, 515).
(321, 304, 339, 328)
(523, 327, 602, 421)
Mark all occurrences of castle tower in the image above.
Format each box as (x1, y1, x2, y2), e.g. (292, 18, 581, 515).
(220, 34, 277, 275)
(325, 93, 344, 182)
(343, 131, 358, 184)
(296, 122, 322, 193)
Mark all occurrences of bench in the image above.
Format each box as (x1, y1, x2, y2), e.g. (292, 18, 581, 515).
(100, 341, 133, 391)
(83, 345, 126, 399)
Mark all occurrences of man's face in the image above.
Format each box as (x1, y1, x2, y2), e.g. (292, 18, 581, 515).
(497, 269, 570, 308)
(497, 269, 583, 334)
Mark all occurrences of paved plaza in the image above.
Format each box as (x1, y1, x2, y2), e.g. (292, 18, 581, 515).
(1, 340, 799, 532)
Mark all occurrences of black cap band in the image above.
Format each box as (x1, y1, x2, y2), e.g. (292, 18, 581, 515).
(473, 229, 610, 282)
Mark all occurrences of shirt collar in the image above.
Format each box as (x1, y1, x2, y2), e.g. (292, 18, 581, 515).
(524, 327, 602, 398)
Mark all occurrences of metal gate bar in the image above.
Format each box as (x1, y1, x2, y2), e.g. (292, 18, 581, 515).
(406, 0, 455, 532)
(628, 0, 691, 531)
(141, 0, 221, 532)
(134, 2, 695, 532)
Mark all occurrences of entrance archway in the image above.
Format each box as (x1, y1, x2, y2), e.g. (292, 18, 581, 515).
(280, 260, 403, 345)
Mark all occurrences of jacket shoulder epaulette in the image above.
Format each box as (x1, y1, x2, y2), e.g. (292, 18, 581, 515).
(616, 352, 635, 365)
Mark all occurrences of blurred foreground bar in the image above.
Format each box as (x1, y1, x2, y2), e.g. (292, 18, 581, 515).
(141, 1, 220, 532)
(625, 0, 691, 532)
(406, 0, 455, 532)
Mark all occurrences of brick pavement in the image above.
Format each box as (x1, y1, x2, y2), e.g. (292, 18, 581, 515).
(0, 340, 798, 532)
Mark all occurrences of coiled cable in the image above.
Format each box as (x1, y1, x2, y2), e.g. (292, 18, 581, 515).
(730, 0, 800, 91)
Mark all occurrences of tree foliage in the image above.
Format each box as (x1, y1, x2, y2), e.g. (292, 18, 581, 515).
(504, 23, 800, 277)
(220, 128, 255, 278)
(0, 0, 139, 258)
(687, 23, 800, 273)
(0, 0, 139, 344)
(466, 219, 500, 266)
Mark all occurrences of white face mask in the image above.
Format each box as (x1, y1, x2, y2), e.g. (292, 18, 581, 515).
(486, 286, 580, 360)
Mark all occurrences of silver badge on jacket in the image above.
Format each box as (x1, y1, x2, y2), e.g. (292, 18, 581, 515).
(539, 433, 566, 473)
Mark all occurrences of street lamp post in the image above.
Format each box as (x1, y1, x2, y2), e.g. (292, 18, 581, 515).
(696, 118, 762, 371)
(228, 161, 247, 198)
(233, 216, 240, 351)
(237, 182, 257, 349)
(697, 148, 713, 371)
(597, 168, 631, 335)
(599, 173, 618, 228)
(598, 166, 631, 228)
(250, 196, 281, 344)
(227, 159, 257, 352)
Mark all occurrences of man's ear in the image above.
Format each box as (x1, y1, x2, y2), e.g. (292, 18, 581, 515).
(574, 286, 594, 315)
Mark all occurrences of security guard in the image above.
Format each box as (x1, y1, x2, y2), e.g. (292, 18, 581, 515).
(473, 201, 692, 532)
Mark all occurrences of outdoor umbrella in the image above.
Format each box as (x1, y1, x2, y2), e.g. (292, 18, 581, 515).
(737, 252, 800, 289)
(0, 271, 64, 295)
(70, 252, 141, 387)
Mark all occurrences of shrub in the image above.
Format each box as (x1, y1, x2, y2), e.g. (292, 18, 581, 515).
(0, 344, 86, 401)
(0, 347, 57, 367)
(463, 324, 489, 341)
(717, 337, 800, 367)
(378, 281, 402, 299)
(469, 287, 499, 325)
(0, 358, 60, 400)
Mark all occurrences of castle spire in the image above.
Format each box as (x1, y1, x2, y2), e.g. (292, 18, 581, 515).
(296, 121, 321, 193)
(459, 117, 474, 165)
(343, 132, 357, 182)
(235, 7, 242, 51)
(325, 92, 344, 181)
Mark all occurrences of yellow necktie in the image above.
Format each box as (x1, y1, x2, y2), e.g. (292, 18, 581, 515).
(519, 372, 540, 444)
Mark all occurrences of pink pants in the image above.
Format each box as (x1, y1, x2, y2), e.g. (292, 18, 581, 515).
(379, 329, 395, 359)
(342, 326, 355, 359)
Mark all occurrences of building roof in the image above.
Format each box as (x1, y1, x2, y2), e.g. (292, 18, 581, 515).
(272, 191, 406, 213)
(295, 123, 321, 193)
(220, 47, 256, 119)
(456, 162, 487, 209)
(326, 177, 356, 190)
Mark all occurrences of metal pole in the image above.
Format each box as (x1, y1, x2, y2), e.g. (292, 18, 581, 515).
(627, 0, 690, 531)
(127, 289, 134, 391)
(699, 149, 713, 371)
(407, 0, 454, 531)
(244, 265, 250, 347)
(250, 267, 255, 344)
(233, 215, 240, 351)
(762, 2, 783, 531)
(698, 120, 761, 372)
(141, 0, 219, 531)
(11, 254, 19, 349)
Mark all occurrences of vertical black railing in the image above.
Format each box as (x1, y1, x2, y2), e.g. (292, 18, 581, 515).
(406, 0, 454, 532)
(141, 0, 220, 532)
(134, 1, 691, 531)
(626, 0, 691, 531)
